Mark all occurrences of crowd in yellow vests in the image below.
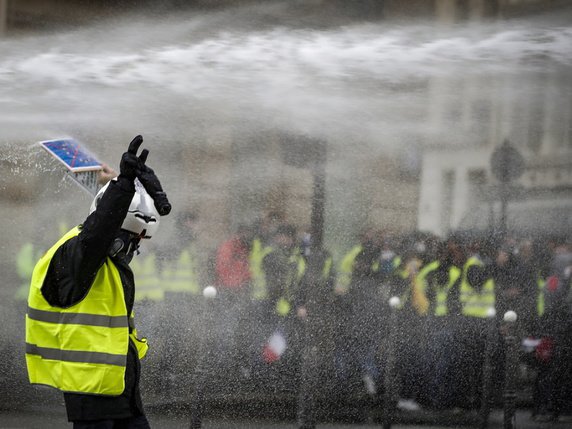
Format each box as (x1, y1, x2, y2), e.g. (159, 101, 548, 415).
(13, 220, 572, 419)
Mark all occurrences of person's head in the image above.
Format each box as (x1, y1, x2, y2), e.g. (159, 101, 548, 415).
(90, 179, 160, 261)
(271, 224, 297, 250)
(259, 210, 286, 239)
(359, 227, 382, 252)
(445, 233, 466, 266)
(236, 223, 254, 247)
(496, 246, 512, 266)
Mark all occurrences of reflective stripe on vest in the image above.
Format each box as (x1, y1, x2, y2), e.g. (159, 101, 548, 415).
(249, 239, 274, 300)
(413, 260, 440, 315)
(131, 253, 163, 301)
(162, 248, 200, 295)
(25, 227, 146, 396)
(537, 276, 545, 317)
(460, 256, 495, 318)
(323, 256, 333, 279)
(335, 245, 363, 294)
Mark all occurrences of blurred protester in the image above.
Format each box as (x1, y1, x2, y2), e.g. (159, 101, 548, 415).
(249, 222, 275, 304)
(214, 224, 253, 378)
(534, 237, 572, 422)
(492, 241, 536, 336)
(518, 238, 551, 334)
(294, 233, 336, 429)
(249, 211, 288, 340)
(262, 224, 301, 372)
(454, 235, 496, 409)
(162, 210, 201, 297)
(258, 210, 288, 244)
(130, 245, 163, 393)
(14, 222, 72, 302)
(392, 233, 432, 412)
(423, 236, 464, 409)
(344, 230, 385, 396)
(156, 210, 202, 395)
(215, 224, 252, 293)
(332, 228, 382, 396)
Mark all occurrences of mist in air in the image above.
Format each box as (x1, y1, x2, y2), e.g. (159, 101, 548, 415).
(1, 2, 572, 426)
(1, 2, 570, 152)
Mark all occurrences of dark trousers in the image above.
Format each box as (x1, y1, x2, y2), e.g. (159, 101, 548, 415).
(73, 415, 150, 429)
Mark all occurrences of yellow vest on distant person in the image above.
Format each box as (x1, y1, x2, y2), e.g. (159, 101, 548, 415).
(335, 244, 363, 295)
(131, 253, 163, 302)
(26, 227, 148, 396)
(537, 275, 545, 317)
(412, 260, 440, 315)
(162, 248, 200, 295)
(249, 238, 274, 300)
(460, 256, 495, 318)
(276, 250, 306, 317)
(434, 266, 462, 317)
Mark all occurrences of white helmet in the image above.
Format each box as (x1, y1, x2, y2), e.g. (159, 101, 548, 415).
(90, 179, 160, 239)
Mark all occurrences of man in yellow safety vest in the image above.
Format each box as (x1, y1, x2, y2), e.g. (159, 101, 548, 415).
(25, 136, 171, 428)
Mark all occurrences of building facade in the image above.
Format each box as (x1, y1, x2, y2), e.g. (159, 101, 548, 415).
(417, 57, 572, 236)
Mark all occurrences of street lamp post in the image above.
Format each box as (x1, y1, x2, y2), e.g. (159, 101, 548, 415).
(309, 139, 327, 250)
(279, 133, 328, 429)
(189, 286, 218, 429)
(503, 310, 518, 429)
(480, 307, 497, 429)
(382, 296, 402, 429)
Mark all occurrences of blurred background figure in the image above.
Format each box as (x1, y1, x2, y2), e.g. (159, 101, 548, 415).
(336, 228, 385, 398)
(293, 231, 336, 429)
(262, 224, 301, 379)
(155, 210, 202, 397)
(423, 236, 464, 409)
(214, 223, 254, 379)
(492, 240, 536, 336)
(534, 237, 572, 422)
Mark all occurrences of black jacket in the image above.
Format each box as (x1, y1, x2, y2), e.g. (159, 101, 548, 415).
(41, 176, 146, 421)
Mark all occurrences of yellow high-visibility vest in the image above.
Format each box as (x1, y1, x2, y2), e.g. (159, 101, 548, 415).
(162, 248, 200, 295)
(335, 245, 363, 295)
(537, 276, 545, 317)
(391, 257, 411, 310)
(131, 253, 163, 302)
(249, 238, 274, 300)
(434, 266, 462, 317)
(26, 227, 148, 396)
(276, 249, 306, 317)
(460, 256, 495, 318)
(276, 251, 333, 316)
(412, 260, 440, 315)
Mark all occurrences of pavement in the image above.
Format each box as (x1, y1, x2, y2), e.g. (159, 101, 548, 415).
(2, 408, 572, 429)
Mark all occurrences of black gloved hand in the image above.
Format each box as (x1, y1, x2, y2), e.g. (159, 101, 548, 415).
(137, 163, 172, 216)
(120, 135, 172, 216)
(120, 135, 148, 180)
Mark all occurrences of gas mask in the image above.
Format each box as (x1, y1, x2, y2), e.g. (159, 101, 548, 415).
(108, 230, 142, 264)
